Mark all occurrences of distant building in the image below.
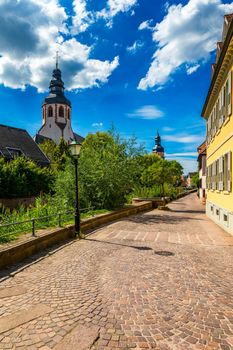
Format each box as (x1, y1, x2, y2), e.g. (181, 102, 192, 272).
(180, 175, 188, 187)
(35, 56, 84, 145)
(152, 131, 165, 158)
(0, 124, 50, 167)
(202, 13, 233, 234)
(197, 141, 206, 204)
(186, 172, 197, 188)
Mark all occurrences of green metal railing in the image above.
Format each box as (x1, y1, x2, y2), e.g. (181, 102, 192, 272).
(0, 208, 94, 242)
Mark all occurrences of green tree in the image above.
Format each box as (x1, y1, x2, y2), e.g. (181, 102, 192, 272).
(140, 157, 183, 197)
(39, 138, 71, 171)
(0, 157, 54, 198)
(191, 173, 199, 188)
(55, 131, 144, 209)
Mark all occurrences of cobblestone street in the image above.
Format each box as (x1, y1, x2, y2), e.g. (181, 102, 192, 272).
(0, 194, 233, 350)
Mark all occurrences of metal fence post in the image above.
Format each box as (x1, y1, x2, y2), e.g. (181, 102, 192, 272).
(32, 218, 36, 237)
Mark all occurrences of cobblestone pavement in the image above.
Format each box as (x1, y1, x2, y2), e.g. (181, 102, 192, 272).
(0, 194, 233, 350)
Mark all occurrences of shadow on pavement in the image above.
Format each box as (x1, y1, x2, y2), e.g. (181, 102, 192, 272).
(85, 238, 153, 251)
(169, 209, 205, 214)
(126, 214, 203, 224)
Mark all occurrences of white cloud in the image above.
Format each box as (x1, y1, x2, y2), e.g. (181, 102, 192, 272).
(126, 105, 164, 119)
(186, 63, 200, 75)
(92, 122, 103, 127)
(162, 126, 174, 132)
(138, 19, 153, 31)
(166, 152, 197, 157)
(71, 0, 94, 34)
(138, 0, 233, 90)
(105, 0, 137, 17)
(126, 40, 144, 53)
(165, 152, 198, 173)
(164, 134, 203, 144)
(0, 0, 119, 92)
(170, 157, 197, 174)
(98, 0, 137, 26)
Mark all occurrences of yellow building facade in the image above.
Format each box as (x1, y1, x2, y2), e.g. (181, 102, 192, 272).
(202, 14, 233, 234)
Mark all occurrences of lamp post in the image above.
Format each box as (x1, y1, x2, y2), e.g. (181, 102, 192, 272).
(69, 141, 82, 238)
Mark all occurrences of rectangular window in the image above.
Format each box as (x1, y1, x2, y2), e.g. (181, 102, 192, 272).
(223, 86, 226, 122)
(227, 151, 232, 192)
(216, 159, 219, 190)
(6, 147, 23, 158)
(228, 71, 232, 117)
(216, 98, 220, 129)
(219, 156, 223, 190)
(212, 161, 216, 190)
(224, 153, 228, 190)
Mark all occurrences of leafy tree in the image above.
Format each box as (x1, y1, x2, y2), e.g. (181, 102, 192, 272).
(39, 138, 71, 171)
(55, 131, 144, 209)
(140, 156, 183, 197)
(191, 173, 199, 188)
(0, 157, 54, 198)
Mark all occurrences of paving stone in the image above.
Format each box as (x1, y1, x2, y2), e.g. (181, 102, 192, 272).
(0, 194, 232, 349)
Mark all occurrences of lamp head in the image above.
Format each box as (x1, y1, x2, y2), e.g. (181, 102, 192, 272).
(69, 141, 82, 157)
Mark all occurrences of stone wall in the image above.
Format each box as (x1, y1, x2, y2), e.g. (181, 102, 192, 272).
(0, 201, 153, 270)
(0, 197, 36, 211)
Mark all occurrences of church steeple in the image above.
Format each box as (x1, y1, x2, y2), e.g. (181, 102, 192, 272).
(48, 52, 67, 99)
(152, 131, 165, 158)
(37, 55, 75, 144)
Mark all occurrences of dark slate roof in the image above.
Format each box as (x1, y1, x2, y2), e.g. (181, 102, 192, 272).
(43, 93, 71, 107)
(34, 134, 52, 145)
(74, 133, 85, 144)
(0, 124, 50, 166)
(43, 67, 71, 107)
(35, 132, 85, 145)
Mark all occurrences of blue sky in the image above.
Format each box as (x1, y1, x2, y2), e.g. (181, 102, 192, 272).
(1, 0, 233, 173)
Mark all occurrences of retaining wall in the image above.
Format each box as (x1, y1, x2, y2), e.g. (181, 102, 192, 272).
(0, 201, 152, 270)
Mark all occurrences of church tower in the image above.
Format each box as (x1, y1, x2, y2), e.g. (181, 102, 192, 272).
(36, 54, 75, 144)
(152, 131, 165, 158)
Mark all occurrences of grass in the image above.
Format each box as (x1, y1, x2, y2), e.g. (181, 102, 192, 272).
(0, 197, 109, 244)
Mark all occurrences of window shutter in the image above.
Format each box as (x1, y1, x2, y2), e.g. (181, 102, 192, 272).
(219, 156, 223, 190)
(208, 117, 210, 143)
(219, 92, 222, 126)
(228, 71, 232, 116)
(212, 162, 216, 190)
(214, 107, 217, 134)
(210, 112, 213, 138)
(210, 163, 213, 189)
(222, 87, 225, 123)
(227, 151, 232, 192)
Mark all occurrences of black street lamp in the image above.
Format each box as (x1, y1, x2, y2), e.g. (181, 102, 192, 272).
(69, 141, 82, 238)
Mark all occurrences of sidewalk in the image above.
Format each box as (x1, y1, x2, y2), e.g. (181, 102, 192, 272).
(0, 194, 232, 349)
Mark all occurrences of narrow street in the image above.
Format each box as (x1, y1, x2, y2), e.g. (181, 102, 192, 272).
(0, 194, 233, 350)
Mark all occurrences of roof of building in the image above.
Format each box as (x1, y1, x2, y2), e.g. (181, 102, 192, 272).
(34, 134, 52, 145)
(152, 131, 164, 153)
(202, 14, 233, 116)
(0, 124, 50, 166)
(197, 141, 206, 160)
(34, 132, 85, 145)
(73, 133, 85, 144)
(43, 66, 71, 107)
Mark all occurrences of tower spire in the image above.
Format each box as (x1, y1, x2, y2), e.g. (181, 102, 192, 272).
(55, 51, 60, 69)
(152, 130, 164, 158)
